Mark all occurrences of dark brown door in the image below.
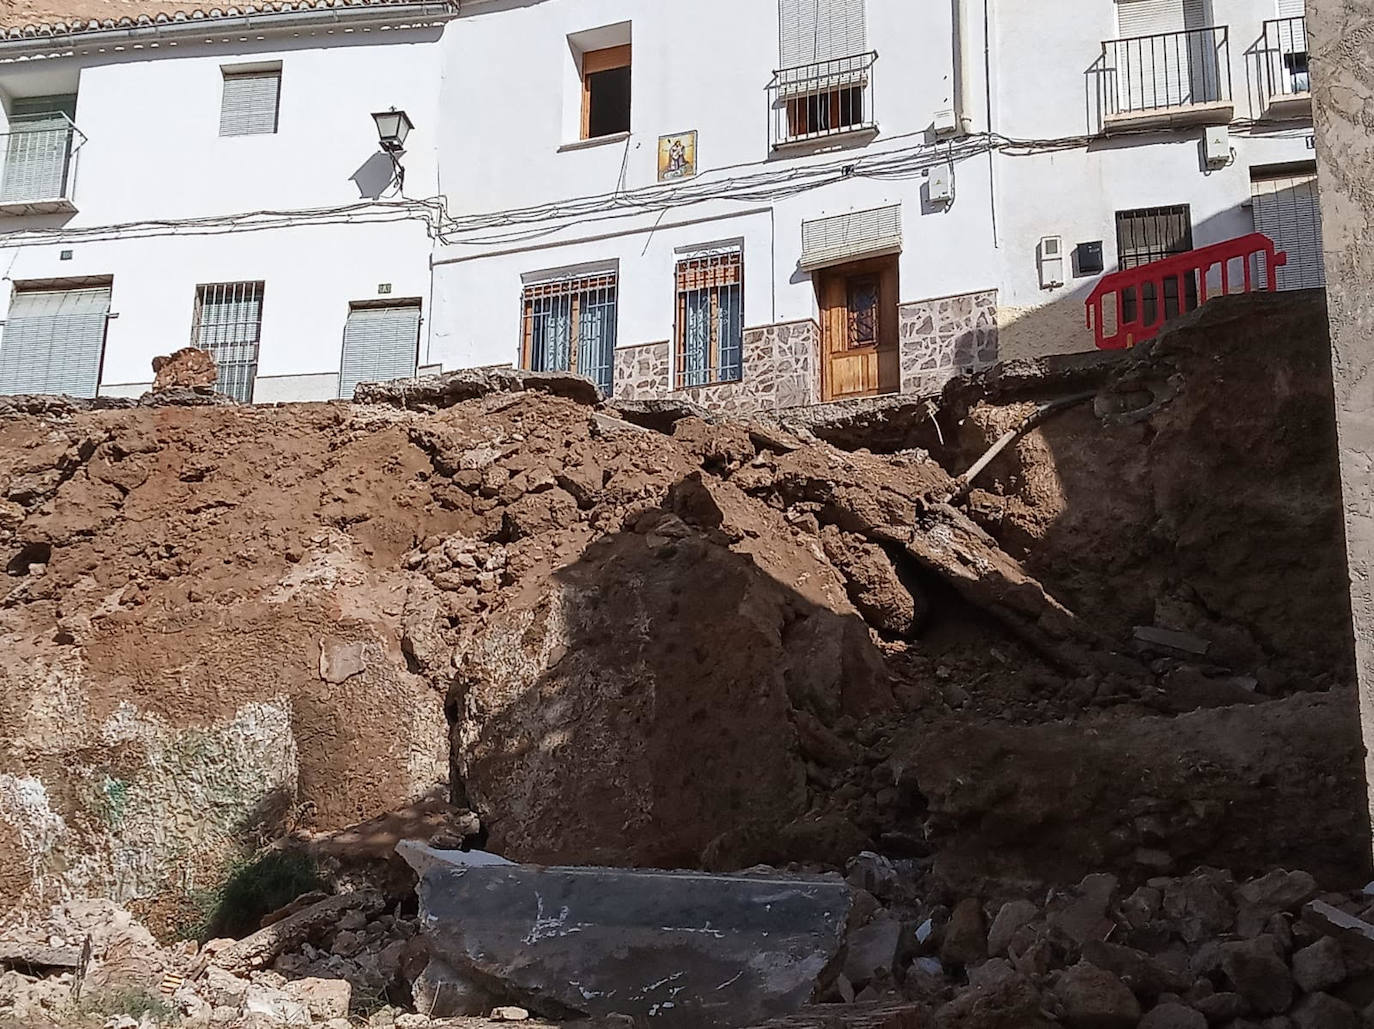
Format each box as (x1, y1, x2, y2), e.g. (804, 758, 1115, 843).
(818, 254, 899, 401)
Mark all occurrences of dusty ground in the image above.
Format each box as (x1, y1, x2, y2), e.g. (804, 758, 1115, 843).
(0, 290, 1364, 942)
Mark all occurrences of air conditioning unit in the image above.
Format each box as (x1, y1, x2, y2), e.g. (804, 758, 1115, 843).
(1039, 235, 1064, 289)
(928, 163, 954, 204)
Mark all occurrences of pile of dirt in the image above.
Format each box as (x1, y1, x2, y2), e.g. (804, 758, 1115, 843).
(0, 292, 1364, 942)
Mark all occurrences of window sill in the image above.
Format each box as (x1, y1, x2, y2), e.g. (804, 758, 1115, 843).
(769, 125, 878, 158)
(558, 131, 630, 153)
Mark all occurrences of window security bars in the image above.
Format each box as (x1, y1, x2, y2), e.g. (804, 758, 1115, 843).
(191, 282, 264, 402)
(521, 274, 617, 396)
(1102, 26, 1231, 117)
(0, 113, 83, 206)
(675, 252, 743, 389)
(1259, 16, 1310, 103)
(1115, 206, 1197, 326)
(768, 51, 877, 149)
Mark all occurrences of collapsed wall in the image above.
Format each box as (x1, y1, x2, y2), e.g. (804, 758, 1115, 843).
(0, 291, 1363, 934)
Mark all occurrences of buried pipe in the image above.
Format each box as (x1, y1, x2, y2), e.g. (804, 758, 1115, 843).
(947, 391, 1097, 504)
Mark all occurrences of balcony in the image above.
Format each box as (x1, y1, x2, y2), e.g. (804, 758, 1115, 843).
(0, 114, 84, 216)
(1256, 16, 1311, 118)
(768, 52, 878, 152)
(1100, 26, 1233, 131)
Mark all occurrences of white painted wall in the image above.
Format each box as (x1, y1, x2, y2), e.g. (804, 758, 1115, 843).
(0, 15, 446, 399)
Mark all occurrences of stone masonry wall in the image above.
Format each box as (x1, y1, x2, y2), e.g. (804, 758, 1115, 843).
(613, 320, 820, 416)
(898, 289, 999, 396)
(1309, 0, 1374, 846)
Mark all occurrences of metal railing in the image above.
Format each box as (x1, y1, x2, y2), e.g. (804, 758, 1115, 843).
(1101, 26, 1231, 118)
(1086, 233, 1286, 350)
(1259, 16, 1310, 106)
(768, 52, 878, 150)
(0, 113, 84, 208)
(191, 281, 265, 402)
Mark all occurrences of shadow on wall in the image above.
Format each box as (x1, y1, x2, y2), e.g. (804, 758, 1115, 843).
(996, 199, 1276, 362)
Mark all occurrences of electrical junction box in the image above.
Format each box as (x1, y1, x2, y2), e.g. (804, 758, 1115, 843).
(1038, 235, 1064, 289)
(1076, 240, 1104, 276)
(1204, 126, 1231, 168)
(932, 108, 959, 136)
(928, 163, 954, 204)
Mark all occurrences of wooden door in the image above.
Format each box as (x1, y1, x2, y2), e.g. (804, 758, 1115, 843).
(818, 254, 899, 401)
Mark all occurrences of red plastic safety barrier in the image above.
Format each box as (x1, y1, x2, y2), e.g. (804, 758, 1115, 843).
(1085, 232, 1288, 350)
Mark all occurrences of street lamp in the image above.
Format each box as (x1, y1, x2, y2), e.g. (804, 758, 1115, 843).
(371, 108, 414, 154)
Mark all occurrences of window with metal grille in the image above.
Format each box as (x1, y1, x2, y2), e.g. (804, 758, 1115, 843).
(220, 68, 281, 137)
(675, 251, 743, 388)
(191, 282, 263, 402)
(339, 302, 421, 398)
(846, 275, 879, 349)
(0, 282, 110, 397)
(1115, 205, 1197, 324)
(521, 273, 617, 395)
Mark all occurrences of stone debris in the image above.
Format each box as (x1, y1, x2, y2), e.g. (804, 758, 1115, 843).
(151, 345, 218, 391)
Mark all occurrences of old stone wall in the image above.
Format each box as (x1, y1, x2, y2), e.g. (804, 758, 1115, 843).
(612, 320, 820, 415)
(898, 289, 999, 396)
(1310, 0, 1374, 848)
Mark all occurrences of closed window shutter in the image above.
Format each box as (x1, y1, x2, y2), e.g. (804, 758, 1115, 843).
(0, 286, 110, 397)
(1117, 0, 1187, 36)
(1251, 171, 1325, 290)
(339, 305, 421, 398)
(1277, 0, 1305, 16)
(801, 204, 902, 270)
(220, 71, 280, 136)
(778, 0, 865, 65)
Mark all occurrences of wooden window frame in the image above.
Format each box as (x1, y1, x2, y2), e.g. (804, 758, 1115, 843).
(581, 44, 632, 140)
(673, 252, 744, 389)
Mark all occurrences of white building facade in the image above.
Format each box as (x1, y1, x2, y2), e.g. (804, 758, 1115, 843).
(0, 0, 1320, 410)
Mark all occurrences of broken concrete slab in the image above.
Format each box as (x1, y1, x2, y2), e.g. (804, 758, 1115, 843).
(1132, 626, 1211, 657)
(318, 639, 367, 684)
(1303, 899, 1374, 956)
(416, 862, 852, 1027)
(354, 365, 602, 409)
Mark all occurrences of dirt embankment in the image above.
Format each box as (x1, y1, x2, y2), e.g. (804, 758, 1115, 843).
(0, 290, 1363, 930)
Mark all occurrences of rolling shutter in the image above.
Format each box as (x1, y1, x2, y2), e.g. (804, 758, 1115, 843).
(778, 0, 866, 66)
(1251, 170, 1325, 290)
(0, 96, 77, 204)
(801, 204, 902, 270)
(0, 285, 110, 397)
(1277, 0, 1305, 15)
(219, 70, 281, 136)
(1115, 0, 1206, 36)
(339, 304, 421, 398)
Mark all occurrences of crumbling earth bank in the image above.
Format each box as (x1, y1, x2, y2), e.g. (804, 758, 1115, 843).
(0, 291, 1365, 929)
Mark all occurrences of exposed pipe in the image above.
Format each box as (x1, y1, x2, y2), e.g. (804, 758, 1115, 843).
(954, 0, 978, 134)
(948, 392, 1097, 503)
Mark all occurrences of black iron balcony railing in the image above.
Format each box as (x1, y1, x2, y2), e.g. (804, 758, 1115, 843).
(1259, 16, 1310, 107)
(1102, 25, 1232, 120)
(0, 112, 84, 213)
(768, 51, 878, 150)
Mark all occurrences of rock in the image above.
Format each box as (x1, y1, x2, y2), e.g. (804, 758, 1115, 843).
(450, 522, 887, 868)
(941, 899, 988, 968)
(1193, 991, 1245, 1022)
(988, 900, 1039, 957)
(417, 860, 852, 1027)
(152, 347, 218, 391)
(1292, 936, 1346, 993)
(490, 1008, 530, 1022)
(1081, 940, 1191, 1001)
(967, 957, 1016, 990)
(201, 967, 250, 1008)
(411, 958, 495, 1018)
(1302, 900, 1374, 957)
(843, 915, 902, 986)
(1220, 936, 1293, 1015)
(1290, 991, 1359, 1029)
(1163, 873, 1235, 944)
(331, 930, 363, 958)
(210, 892, 385, 974)
(0, 942, 82, 971)
(243, 982, 311, 1026)
(260, 891, 330, 929)
(1053, 961, 1142, 1028)
(1132, 626, 1211, 656)
(354, 365, 603, 408)
(820, 527, 923, 637)
(319, 639, 367, 684)
(285, 977, 351, 1021)
(844, 851, 899, 899)
(1140, 1002, 1206, 1029)
(1235, 871, 1319, 937)
(1048, 874, 1119, 946)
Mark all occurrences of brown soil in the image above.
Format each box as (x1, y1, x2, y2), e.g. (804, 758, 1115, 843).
(0, 290, 1365, 921)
